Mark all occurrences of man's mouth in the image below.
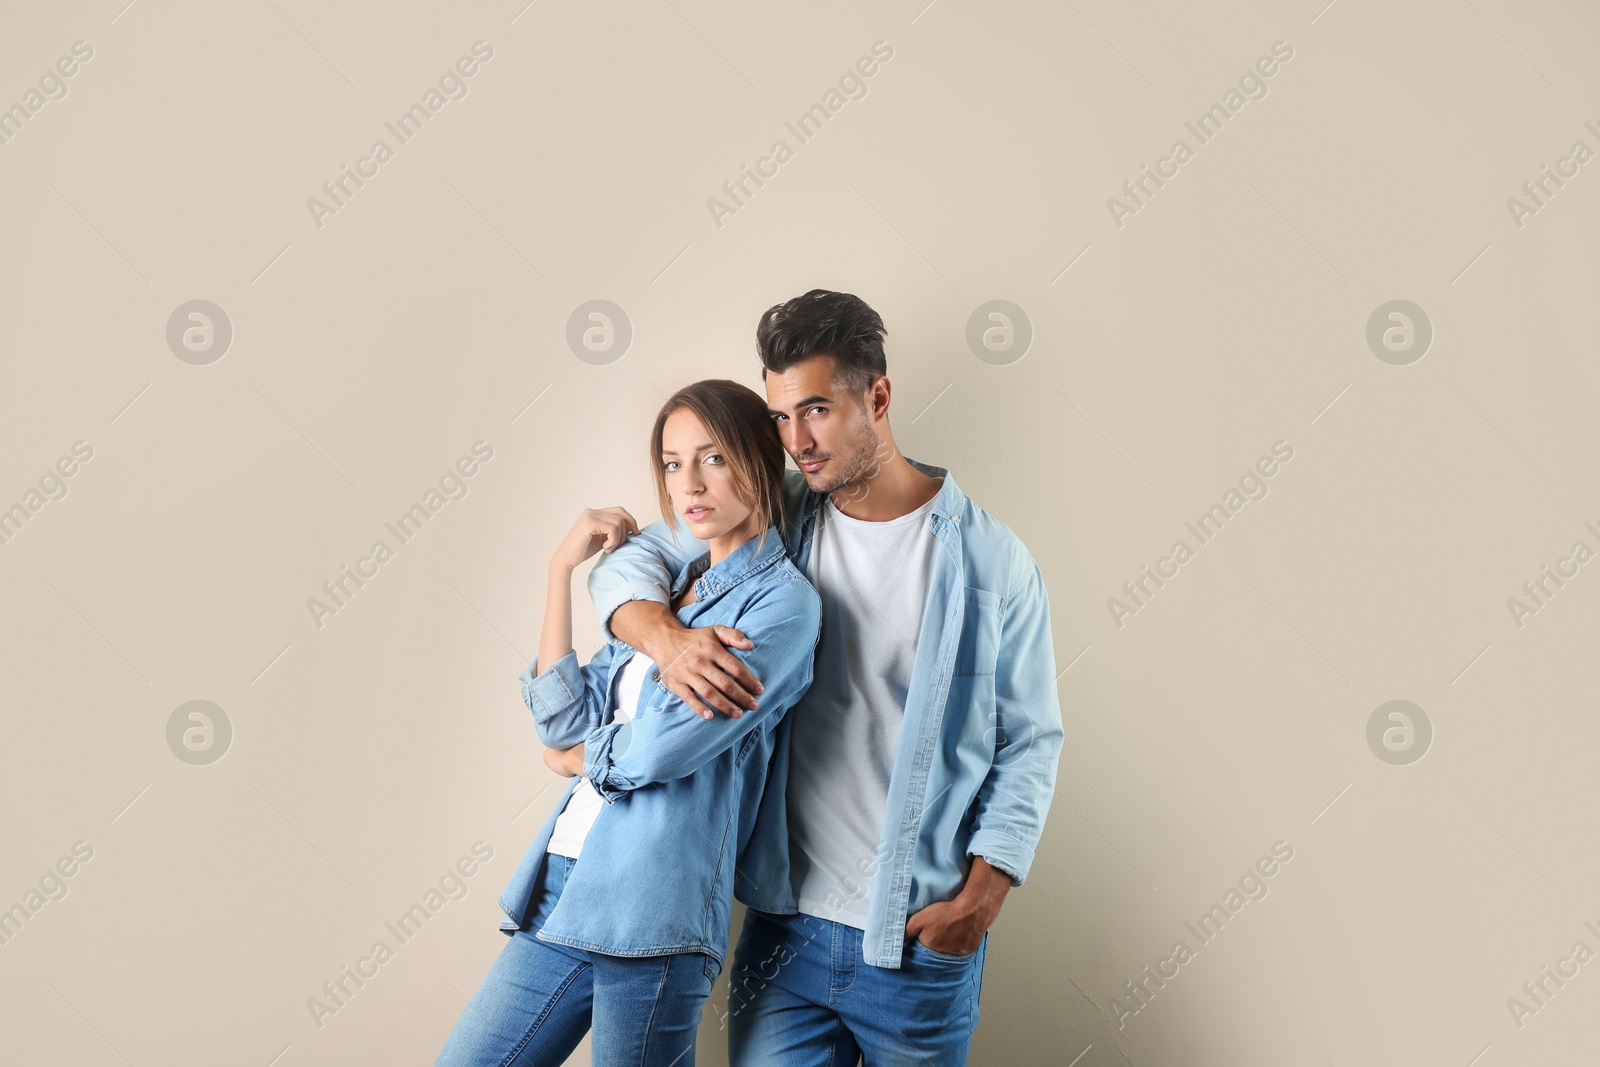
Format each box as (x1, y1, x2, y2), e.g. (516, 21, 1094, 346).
(798, 458, 827, 473)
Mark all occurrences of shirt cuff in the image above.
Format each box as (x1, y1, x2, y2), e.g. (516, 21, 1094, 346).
(581, 722, 634, 803)
(595, 587, 672, 643)
(967, 828, 1034, 887)
(517, 650, 583, 726)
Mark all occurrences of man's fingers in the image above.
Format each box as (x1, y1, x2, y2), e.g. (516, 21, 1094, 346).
(711, 647, 764, 704)
(658, 627, 765, 718)
(701, 674, 752, 717)
(709, 631, 763, 695)
(668, 679, 714, 720)
(694, 677, 747, 719)
(712, 625, 754, 649)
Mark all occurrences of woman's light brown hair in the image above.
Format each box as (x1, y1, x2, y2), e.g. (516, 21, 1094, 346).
(650, 379, 786, 550)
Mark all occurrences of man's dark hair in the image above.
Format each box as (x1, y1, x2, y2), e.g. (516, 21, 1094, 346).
(756, 289, 887, 399)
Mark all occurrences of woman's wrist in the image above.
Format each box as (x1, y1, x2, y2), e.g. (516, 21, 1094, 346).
(537, 561, 576, 673)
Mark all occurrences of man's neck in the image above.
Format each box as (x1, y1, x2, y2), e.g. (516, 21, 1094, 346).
(829, 453, 941, 522)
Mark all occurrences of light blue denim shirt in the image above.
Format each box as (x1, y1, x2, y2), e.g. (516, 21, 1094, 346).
(587, 458, 1065, 969)
(498, 525, 822, 965)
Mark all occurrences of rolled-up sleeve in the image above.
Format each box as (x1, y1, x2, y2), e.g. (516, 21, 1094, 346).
(517, 646, 614, 750)
(586, 520, 704, 643)
(965, 548, 1065, 887)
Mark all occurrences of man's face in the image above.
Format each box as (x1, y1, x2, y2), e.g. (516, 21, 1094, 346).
(764, 354, 880, 495)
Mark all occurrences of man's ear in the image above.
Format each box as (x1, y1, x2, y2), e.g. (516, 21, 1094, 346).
(870, 376, 891, 422)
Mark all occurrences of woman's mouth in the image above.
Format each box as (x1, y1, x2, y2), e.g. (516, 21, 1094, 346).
(685, 505, 714, 520)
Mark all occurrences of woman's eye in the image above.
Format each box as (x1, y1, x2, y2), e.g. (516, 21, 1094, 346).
(663, 461, 678, 472)
(705, 453, 724, 465)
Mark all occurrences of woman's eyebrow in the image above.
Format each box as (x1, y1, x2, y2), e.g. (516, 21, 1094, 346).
(660, 441, 715, 457)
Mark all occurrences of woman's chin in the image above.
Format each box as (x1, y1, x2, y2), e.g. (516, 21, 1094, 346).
(689, 516, 749, 542)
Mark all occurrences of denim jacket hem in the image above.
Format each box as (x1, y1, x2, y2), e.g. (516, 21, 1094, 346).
(533, 928, 725, 966)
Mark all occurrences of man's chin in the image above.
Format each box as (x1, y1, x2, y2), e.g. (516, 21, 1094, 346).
(800, 469, 832, 490)
(806, 473, 855, 496)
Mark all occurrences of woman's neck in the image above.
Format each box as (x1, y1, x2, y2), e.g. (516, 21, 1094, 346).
(705, 516, 764, 568)
(670, 516, 765, 611)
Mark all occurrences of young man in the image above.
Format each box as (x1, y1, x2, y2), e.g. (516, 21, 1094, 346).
(583, 290, 1064, 1065)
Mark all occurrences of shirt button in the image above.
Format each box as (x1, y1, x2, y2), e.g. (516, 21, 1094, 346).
(651, 671, 660, 681)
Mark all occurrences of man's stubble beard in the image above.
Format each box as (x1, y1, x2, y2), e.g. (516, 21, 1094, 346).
(809, 404, 888, 499)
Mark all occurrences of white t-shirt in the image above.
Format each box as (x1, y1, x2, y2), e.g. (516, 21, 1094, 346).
(546, 650, 655, 858)
(786, 489, 942, 929)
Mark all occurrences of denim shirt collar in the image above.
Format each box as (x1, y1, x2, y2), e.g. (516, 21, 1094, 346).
(905, 456, 964, 525)
(666, 523, 788, 603)
(796, 456, 965, 541)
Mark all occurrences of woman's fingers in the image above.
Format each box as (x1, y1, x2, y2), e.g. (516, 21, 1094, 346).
(611, 507, 640, 537)
(593, 506, 640, 553)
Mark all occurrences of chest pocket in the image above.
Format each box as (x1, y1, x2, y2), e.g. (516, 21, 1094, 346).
(953, 587, 1001, 676)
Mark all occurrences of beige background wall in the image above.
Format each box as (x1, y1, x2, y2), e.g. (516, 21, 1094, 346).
(3, 0, 1598, 1064)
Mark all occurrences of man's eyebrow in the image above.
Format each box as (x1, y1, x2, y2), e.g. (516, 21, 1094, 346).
(767, 395, 833, 415)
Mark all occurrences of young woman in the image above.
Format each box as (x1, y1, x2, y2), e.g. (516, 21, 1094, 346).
(435, 379, 822, 1067)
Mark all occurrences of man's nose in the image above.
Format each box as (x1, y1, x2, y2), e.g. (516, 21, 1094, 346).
(784, 423, 812, 454)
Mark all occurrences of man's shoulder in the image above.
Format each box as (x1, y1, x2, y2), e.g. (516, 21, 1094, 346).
(914, 458, 1023, 556)
(955, 495, 1021, 548)
(949, 489, 1039, 596)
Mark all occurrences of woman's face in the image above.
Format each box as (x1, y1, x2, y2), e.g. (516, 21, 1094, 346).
(661, 408, 756, 541)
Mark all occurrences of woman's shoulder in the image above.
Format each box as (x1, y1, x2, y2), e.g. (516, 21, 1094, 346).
(745, 557, 821, 623)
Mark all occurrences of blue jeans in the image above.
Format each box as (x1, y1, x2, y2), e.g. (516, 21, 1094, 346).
(435, 853, 722, 1067)
(726, 909, 988, 1067)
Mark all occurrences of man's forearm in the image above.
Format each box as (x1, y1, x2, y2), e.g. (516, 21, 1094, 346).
(609, 599, 685, 666)
(586, 517, 698, 643)
(960, 856, 1013, 926)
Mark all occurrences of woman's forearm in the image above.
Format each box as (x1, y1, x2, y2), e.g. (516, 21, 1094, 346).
(537, 561, 575, 674)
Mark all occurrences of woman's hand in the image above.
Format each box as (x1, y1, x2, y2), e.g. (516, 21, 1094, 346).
(542, 744, 585, 778)
(538, 511, 635, 691)
(551, 507, 642, 572)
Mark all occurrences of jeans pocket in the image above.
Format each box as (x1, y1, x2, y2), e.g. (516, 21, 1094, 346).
(703, 953, 723, 985)
(909, 938, 978, 965)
